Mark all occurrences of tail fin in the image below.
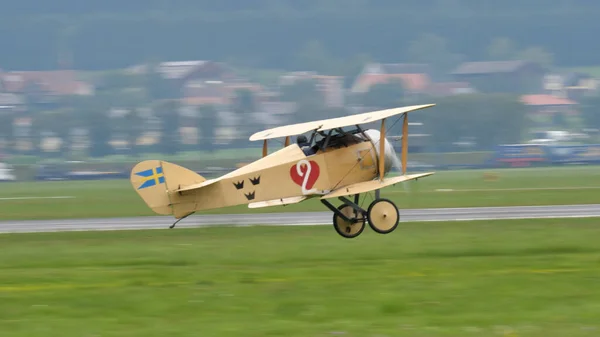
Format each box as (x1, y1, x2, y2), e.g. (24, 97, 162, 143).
(130, 160, 207, 215)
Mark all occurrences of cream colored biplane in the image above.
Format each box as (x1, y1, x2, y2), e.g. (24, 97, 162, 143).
(130, 103, 436, 238)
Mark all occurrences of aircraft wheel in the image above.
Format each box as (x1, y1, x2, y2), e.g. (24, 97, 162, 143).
(367, 198, 399, 234)
(333, 205, 365, 239)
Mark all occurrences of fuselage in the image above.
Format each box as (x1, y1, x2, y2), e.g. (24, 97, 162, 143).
(166, 128, 399, 216)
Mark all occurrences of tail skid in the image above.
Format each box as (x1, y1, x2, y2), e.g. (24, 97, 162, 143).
(169, 211, 195, 229)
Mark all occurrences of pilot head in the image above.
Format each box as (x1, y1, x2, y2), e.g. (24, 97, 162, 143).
(297, 135, 308, 145)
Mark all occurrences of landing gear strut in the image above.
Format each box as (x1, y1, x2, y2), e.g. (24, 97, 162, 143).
(332, 204, 365, 238)
(321, 192, 400, 239)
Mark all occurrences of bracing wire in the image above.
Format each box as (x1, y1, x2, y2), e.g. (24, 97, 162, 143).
(329, 115, 405, 191)
(251, 113, 406, 194)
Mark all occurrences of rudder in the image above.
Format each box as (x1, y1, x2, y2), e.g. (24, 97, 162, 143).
(130, 160, 206, 215)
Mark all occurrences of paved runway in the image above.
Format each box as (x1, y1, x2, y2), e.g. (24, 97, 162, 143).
(1, 204, 599, 234)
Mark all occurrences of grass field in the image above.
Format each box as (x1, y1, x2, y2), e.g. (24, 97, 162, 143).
(1, 218, 599, 336)
(1, 166, 600, 220)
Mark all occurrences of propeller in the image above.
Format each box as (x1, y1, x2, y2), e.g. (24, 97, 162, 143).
(362, 112, 409, 193)
(388, 113, 411, 193)
(388, 141, 411, 193)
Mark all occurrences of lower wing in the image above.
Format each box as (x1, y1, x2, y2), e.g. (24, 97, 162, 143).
(248, 196, 308, 209)
(321, 172, 434, 199)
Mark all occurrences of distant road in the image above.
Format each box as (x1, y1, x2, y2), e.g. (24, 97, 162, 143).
(1, 204, 599, 234)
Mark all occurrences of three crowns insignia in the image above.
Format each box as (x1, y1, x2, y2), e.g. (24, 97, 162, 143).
(234, 176, 261, 200)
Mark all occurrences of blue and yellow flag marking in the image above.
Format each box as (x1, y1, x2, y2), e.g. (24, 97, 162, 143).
(135, 166, 165, 190)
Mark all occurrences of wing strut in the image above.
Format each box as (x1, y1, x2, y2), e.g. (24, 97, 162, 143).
(284, 136, 290, 147)
(401, 113, 408, 175)
(379, 118, 386, 181)
(262, 140, 268, 157)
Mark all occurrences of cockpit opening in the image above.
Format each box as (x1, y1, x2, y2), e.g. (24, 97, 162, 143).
(296, 126, 367, 156)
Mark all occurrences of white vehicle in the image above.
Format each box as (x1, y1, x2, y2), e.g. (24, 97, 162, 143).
(0, 163, 15, 181)
(528, 130, 573, 145)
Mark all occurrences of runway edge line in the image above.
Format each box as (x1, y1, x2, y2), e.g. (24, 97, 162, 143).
(1, 204, 600, 234)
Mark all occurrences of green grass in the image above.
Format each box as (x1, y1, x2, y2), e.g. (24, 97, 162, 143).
(1, 166, 600, 220)
(7, 148, 265, 167)
(1, 218, 600, 336)
(7, 150, 494, 174)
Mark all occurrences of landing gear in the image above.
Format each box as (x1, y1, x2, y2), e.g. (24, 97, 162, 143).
(367, 198, 399, 234)
(333, 205, 365, 238)
(321, 192, 400, 239)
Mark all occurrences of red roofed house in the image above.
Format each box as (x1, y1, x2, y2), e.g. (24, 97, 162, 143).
(350, 63, 431, 98)
(520, 94, 578, 120)
(1, 70, 93, 96)
(521, 94, 577, 107)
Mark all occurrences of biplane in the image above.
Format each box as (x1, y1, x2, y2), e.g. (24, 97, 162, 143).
(130, 103, 436, 238)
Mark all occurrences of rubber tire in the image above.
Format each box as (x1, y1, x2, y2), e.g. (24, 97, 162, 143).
(333, 204, 365, 239)
(367, 198, 400, 234)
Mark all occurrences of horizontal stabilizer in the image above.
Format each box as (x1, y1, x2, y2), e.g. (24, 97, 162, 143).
(176, 177, 219, 193)
(321, 172, 434, 199)
(248, 196, 307, 209)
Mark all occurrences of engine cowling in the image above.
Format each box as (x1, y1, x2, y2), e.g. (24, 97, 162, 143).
(361, 129, 401, 176)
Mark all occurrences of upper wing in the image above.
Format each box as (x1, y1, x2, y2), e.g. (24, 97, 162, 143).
(249, 103, 435, 141)
(320, 172, 434, 199)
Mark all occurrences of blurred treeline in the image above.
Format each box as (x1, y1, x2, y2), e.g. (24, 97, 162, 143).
(1, 0, 599, 73)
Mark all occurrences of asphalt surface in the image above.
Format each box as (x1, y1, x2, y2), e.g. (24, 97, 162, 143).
(1, 204, 599, 234)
